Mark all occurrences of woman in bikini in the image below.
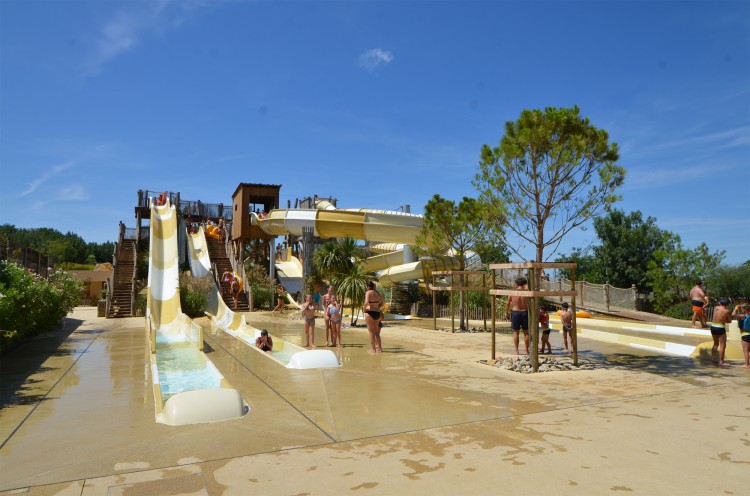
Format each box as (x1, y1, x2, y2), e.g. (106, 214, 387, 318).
(327, 295, 342, 348)
(364, 281, 385, 353)
(301, 294, 316, 348)
(272, 284, 285, 316)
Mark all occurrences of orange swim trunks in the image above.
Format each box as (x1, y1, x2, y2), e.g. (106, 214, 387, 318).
(691, 300, 704, 314)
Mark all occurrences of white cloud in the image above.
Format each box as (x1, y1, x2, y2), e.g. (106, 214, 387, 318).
(84, 0, 212, 77)
(19, 160, 76, 197)
(358, 48, 394, 72)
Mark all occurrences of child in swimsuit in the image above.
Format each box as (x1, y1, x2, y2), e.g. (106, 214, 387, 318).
(255, 330, 273, 353)
(710, 299, 732, 365)
(327, 295, 342, 348)
(560, 302, 573, 353)
(539, 306, 552, 354)
(301, 295, 316, 348)
(742, 307, 750, 368)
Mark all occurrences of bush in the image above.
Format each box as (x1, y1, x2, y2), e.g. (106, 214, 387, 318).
(662, 301, 692, 320)
(252, 285, 272, 310)
(178, 272, 211, 318)
(0, 261, 83, 354)
(134, 293, 147, 317)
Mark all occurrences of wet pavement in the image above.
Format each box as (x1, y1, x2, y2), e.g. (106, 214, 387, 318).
(1, 307, 748, 495)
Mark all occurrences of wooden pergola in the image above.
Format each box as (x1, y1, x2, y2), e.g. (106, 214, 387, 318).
(429, 270, 490, 332)
(489, 262, 579, 372)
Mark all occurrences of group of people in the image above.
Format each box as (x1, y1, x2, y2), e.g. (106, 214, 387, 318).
(505, 276, 575, 356)
(267, 282, 385, 353)
(694, 279, 750, 367)
(221, 270, 241, 309)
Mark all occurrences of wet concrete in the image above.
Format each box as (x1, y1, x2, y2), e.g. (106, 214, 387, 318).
(1, 307, 748, 495)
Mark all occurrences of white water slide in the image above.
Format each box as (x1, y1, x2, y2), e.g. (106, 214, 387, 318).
(146, 200, 245, 425)
(186, 225, 339, 369)
(254, 201, 472, 287)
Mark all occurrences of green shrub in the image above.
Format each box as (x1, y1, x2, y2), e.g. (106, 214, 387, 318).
(663, 301, 692, 320)
(252, 285, 272, 310)
(134, 293, 147, 317)
(0, 261, 83, 354)
(180, 287, 207, 317)
(178, 272, 211, 318)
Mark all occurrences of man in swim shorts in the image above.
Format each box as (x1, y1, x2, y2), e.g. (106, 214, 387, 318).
(690, 281, 709, 328)
(505, 277, 529, 355)
(709, 298, 732, 365)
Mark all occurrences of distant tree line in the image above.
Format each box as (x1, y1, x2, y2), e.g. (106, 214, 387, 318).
(554, 210, 748, 313)
(0, 224, 114, 265)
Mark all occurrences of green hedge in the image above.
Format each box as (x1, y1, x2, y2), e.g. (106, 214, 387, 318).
(0, 261, 83, 354)
(663, 301, 692, 320)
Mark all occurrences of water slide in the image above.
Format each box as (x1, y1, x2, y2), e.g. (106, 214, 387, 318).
(186, 225, 338, 369)
(254, 204, 461, 287)
(146, 199, 245, 425)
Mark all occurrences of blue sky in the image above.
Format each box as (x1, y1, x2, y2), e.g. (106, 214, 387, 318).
(1, 0, 748, 266)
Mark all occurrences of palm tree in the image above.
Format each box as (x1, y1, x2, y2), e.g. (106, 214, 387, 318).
(314, 237, 368, 324)
(336, 263, 369, 325)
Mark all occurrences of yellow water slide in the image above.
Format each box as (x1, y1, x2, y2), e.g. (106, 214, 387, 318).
(186, 224, 338, 369)
(254, 204, 459, 287)
(147, 200, 244, 425)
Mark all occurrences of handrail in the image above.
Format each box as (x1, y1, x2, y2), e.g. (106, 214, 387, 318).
(131, 239, 138, 316)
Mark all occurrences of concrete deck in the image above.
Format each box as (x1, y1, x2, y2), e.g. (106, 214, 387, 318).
(1, 307, 748, 495)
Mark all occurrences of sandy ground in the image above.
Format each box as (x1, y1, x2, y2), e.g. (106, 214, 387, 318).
(1, 307, 748, 495)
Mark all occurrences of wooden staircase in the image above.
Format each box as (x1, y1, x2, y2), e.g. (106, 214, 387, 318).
(206, 237, 250, 312)
(108, 239, 136, 318)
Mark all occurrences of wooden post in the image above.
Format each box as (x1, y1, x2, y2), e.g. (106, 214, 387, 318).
(483, 272, 487, 332)
(432, 274, 437, 331)
(491, 268, 496, 360)
(529, 268, 538, 373)
(450, 286, 455, 333)
(571, 269, 578, 367)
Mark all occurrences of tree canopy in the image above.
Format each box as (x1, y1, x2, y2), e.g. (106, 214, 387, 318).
(0, 224, 114, 264)
(474, 106, 625, 276)
(417, 194, 500, 329)
(556, 210, 674, 291)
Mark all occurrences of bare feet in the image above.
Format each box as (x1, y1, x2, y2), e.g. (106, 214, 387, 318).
(367, 349, 377, 354)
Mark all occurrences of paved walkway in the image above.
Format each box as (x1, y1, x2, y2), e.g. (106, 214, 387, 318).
(1, 307, 748, 495)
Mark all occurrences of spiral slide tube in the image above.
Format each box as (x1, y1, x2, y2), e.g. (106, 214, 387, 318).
(253, 206, 460, 287)
(146, 200, 245, 425)
(186, 225, 338, 369)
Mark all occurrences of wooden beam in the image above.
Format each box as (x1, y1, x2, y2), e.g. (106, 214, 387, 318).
(489, 289, 577, 297)
(432, 270, 487, 275)
(489, 262, 578, 270)
(428, 286, 488, 291)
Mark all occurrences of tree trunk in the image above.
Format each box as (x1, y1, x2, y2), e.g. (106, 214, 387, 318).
(389, 283, 411, 315)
